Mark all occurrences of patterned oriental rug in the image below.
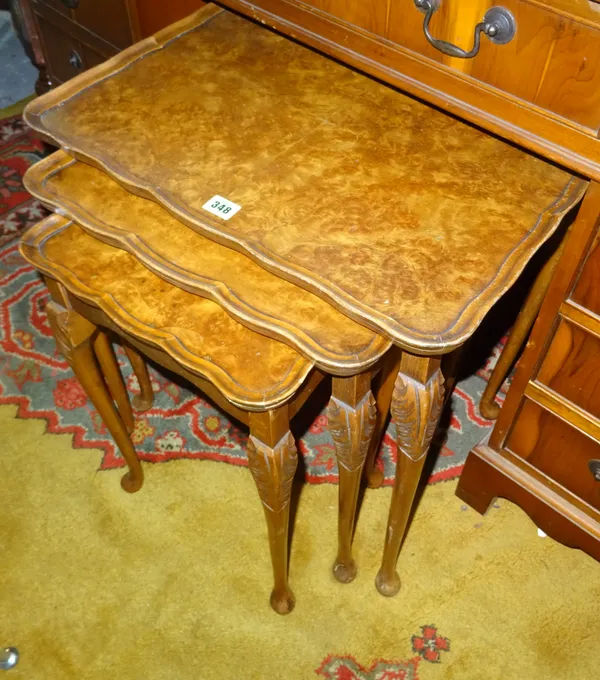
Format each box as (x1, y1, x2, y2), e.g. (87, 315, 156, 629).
(0, 108, 509, 487)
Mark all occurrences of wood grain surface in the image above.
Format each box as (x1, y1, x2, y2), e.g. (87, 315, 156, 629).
(23, 7, 587, 352)
(216, 0, 600, 181)
(19, 215, 315, 410)
(24, 151, 391, 374)
(506, 398, 600, 510)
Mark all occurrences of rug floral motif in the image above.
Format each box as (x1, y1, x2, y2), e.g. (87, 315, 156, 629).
(0, 112, 509, 485)
(316, 625, 450, 679)
(0, 113, 46, 246)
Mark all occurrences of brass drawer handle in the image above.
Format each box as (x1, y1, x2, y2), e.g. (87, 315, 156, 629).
(589, 460, 600, 482)
(414, 0, 516, 59)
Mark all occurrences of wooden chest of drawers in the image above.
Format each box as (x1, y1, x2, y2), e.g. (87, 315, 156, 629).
(20, 0, 204, 91)
(457, 188, 600, 559)
(30, 0, 140, 87)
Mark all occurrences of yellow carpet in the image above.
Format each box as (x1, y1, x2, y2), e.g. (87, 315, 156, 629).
(0, 403, 598, 679)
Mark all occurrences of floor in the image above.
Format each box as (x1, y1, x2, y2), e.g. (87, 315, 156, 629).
(2, 401, 599, 680)
(0, 10, 37, 109)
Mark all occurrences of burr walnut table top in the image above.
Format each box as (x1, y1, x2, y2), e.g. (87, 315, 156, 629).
(24, 5, 587, 353)
(20, 215, 315, 411)
(24, 151, 391, 375)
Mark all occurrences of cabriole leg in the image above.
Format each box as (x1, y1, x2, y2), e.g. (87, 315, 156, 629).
(329, 372, 376, 583)
(363, 347, 402, 489)
(376, 353, 444, 596)
(124, 343, 154, 411)
(93, 331, 135, 434)
(46, 301, 144, 493)
(248, 408, 298, 615)
(480, 239, 565, 419)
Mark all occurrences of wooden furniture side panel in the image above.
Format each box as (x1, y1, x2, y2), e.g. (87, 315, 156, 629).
(505, 398, 600, 510)
(571, 231, 600, 317)
(135, 0, 205, 38)
(71, 0, 135, 49)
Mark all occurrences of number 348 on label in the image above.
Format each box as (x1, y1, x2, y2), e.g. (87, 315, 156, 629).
(202, 195, 241, 220)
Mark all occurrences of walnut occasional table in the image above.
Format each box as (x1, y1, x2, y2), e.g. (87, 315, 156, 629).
(22, 5, 585, 597)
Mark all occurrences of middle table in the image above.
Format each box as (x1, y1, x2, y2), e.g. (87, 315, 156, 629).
(23, 5, 587, 596)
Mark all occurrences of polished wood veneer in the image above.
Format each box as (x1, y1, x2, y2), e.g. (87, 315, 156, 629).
(24, 151, 391, 375)
(23, 7, 586, 352)
(217, 0, 600, 181)
(21, 216, 315, 411)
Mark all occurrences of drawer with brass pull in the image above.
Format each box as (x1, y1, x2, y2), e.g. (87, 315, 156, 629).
(391, 0, 600, 133)
(35, 15, 111, 85)
(36, 0, 135, 49)
(36, 16, 85, 83)
(297, 0, 600, 134)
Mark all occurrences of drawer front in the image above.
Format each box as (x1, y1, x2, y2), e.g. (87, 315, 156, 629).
(304, 0, 389, 36)
(36, 0, 69, 16)
(72, 0, 134, 50)
(77, 43, 109, 70)
(392, 0, 600, 132)
(470, 0, 600, 132)
(137, 0, 205, 38)
(536, 317, 600, 420)
(506, 398, 600, 509)
(37, 0, 134, 49)
(37, 17, 109, 84)
(37, 17, 86, 83)
(302, 0, 600, 133)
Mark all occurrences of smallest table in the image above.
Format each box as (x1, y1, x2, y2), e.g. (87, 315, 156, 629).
(21, 215, 327, 614)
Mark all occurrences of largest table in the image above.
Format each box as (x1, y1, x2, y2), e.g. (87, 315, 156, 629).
(23, 4, 588, 593)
